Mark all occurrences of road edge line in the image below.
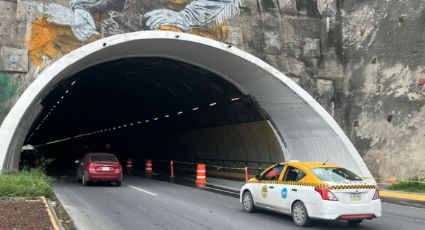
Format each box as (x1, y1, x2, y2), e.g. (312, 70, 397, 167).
(41, 196, 61, 230)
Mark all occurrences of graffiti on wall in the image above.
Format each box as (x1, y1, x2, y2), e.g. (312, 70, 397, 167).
(0, 74, 18, 108)
(25, 0, 241, 68)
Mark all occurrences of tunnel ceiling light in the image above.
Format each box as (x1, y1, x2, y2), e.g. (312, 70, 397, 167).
(71, 81, 76, 86)
(130, 123, 133, 126)
(164, 114, 170, 118)
(192, 107, 199, 111)
(57, 101, 60, 104)
(209, 102, 217, 106)
(61, 96, 64, 100)
(145, 120, 149, 123)
(123, 124, 127, 127)
(154, 117, 158, 121)
(231, 97, 240, 101)
(53, 105, 56, 108)
(118, 126, 121, 128)
(65, 90, 69, 94)
(113, 127, 116, 129)
(177, 111, 183, 115)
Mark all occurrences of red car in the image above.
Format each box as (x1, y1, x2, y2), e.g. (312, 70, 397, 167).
(76, 153, 123, 186)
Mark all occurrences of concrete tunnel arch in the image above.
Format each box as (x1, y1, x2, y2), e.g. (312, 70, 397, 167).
(0, 31, 372, 177)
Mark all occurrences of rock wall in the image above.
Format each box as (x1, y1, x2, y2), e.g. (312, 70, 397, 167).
(0, 0, 424, 179)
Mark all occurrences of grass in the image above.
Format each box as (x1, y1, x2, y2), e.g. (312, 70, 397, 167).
(0, 169, 54, 198)
(387, 177, 425, 193)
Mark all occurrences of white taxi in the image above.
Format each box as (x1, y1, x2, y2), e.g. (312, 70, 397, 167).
(240, 161, 381, 227)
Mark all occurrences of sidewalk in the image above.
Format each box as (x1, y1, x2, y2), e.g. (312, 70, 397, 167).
(379, 190, 425, 202)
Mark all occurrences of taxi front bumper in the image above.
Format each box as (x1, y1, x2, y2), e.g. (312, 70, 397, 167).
(306, 199, 382, 220)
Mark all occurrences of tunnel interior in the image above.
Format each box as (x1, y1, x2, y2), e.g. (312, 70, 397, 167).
(22, 57, 285, 173)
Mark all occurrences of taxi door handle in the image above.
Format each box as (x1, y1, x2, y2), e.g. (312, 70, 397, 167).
(292, 188, 297, 192)
(269, 186, 274, 189)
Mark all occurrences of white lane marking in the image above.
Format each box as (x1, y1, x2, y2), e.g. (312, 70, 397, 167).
(128, 185, 158, 196)
(204, 185, 239, 195)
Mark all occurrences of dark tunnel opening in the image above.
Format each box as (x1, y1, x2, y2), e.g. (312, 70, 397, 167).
(21, 57, 285, 174)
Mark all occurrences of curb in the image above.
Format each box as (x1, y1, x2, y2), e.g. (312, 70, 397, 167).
(379, 190, 425, 202)
(41, 196, 62, 230)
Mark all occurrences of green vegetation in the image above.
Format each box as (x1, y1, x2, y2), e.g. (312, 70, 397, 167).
(0, 73, 18, 107)
(0, 169, 54, 198)
(387, 177, 425, 193)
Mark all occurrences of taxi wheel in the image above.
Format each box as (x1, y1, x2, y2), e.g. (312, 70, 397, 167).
(292, 201, 310, 227)
(242, 191, 256, 213)
(347, 219, 363, 226)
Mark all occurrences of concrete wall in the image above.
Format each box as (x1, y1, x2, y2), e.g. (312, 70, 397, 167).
(156, 121, 284, 163)
(0, 0, 424, 179)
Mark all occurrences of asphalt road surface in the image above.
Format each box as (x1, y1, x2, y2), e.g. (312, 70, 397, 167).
(54, 176, 425, 230)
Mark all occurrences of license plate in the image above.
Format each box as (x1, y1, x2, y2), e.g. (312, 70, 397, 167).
(350, 193, 362, 201)
(102, 167, 110, 171)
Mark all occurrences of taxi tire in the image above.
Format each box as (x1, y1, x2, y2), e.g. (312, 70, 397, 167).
(347, 219, 363, 226)
(291, 201, 310, 227)
(115, 180, 122, 187)
(242, 191, 256, 213)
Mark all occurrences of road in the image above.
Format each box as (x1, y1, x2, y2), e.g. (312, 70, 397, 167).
(54, 176, 425, 230)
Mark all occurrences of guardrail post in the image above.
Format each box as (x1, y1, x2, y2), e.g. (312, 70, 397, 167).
(170, 160, 175, 178)
(245, 166, 248, 182)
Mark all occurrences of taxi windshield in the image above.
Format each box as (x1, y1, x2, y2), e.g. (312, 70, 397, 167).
(311, 167, 362, 182)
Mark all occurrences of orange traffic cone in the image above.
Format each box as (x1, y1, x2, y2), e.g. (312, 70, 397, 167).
(145, 159, 153, 175)
(196, 164, 207, 187)
(126, 158, 133, 175)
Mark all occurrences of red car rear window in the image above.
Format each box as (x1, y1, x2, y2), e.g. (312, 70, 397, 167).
(90, 155, 117, 163)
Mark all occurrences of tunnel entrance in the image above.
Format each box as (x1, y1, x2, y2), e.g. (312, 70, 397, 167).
(0, 31, 372, 177)
(22, 57, 284, 172)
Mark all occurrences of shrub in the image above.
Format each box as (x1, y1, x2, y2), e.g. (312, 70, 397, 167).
(387, 177, 425, 193)
(0, 168, 54, 198)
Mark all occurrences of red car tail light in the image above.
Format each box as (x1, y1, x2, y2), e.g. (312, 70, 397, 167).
(87, 163, 96, 173)
(315, 187, 339, 201)
(114, 164, 122, 173)
(373, 189, 380, 200)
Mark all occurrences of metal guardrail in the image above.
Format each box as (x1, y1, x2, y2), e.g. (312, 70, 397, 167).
(130, 158, 425, 184)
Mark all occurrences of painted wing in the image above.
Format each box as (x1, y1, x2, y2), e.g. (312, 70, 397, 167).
(145, 0, 240, 31)
(180, 0, 241, 27)
(70, 0, 100, 9)
(71, 9, 99, 41)
(44, 3, 74, 26)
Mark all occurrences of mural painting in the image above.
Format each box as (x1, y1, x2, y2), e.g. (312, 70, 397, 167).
(0, 74, 17, 108)
(26, 0, 241, 68)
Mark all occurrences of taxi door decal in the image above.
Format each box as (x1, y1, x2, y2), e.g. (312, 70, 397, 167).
(281, 187, 288, 199)
(261, 184, 268, 198)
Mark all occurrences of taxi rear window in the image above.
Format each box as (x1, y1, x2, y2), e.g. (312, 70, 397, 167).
(90, 155, 117, 163)
(311, 167, 362, 182)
